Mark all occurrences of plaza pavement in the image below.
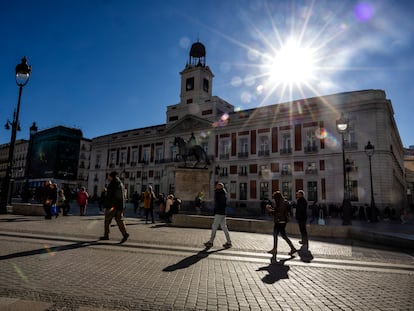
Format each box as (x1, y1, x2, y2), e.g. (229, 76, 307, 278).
(0, 204, 413, 310)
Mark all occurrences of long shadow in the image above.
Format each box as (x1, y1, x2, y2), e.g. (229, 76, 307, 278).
(0, 240, 99, 261)
(0, 218, 44, 223)
(256, 257, 294, 284)
(298, 245, 314, 263)
(163, 248, 224, 272)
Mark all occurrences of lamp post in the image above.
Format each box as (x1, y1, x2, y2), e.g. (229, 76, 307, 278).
(336, 115, 352, 225)
(365, 141, 377, 223)
(0, 57, 32, 213)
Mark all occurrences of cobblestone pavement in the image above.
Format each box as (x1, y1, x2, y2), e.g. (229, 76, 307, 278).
(0, 213, 413, 311)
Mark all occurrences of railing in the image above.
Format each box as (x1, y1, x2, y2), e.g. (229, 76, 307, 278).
(258, 150, 270, 156)
(238, 152, 249, 158)
(304, 145, 318, 153)
(280, 148, 292, 155)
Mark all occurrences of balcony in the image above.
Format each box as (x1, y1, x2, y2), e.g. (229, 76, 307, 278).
(219, 154, 230, 160)
(238, 152, 249, 158)
(280, 148, 292, 155)
(130, 162, 137, 167)
(281, 169, 292, 176)
(238, 172, 248, 176)
(95, 164, 101, 169)
(305, 168, 318, 174)
(304, 145, 318, 153)
(258, 150, 270, 157)
(109, 163, 115, 168)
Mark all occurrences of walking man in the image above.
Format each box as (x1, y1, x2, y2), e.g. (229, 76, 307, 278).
(204, 183, 232, 249)
(295, 190, 309, 247)
(100, 171, 129, 243)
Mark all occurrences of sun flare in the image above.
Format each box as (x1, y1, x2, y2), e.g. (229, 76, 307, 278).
(268, 39, 317, 86)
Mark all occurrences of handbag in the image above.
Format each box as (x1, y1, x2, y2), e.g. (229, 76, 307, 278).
(50, 204, 58, 216)
(318, 209, 326, 226)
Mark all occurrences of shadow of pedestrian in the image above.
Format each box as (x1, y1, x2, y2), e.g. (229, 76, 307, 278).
(256, 257, 293, 284)
(298, 245, 314, 263)
(0, 240, 99, 261)
(163, 248, 224, 272)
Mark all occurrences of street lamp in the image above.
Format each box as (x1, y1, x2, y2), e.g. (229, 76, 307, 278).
(0, 57, 32, 213)
(336, 115, 352, 225)
(365, 141, 377, 223)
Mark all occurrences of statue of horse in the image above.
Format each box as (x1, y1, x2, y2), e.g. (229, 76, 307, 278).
(173, 137, 210, 168)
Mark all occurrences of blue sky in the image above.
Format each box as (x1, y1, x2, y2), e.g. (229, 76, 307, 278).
(0, 0, 413, 147)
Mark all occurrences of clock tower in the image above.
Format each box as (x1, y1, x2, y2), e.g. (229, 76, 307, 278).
(179, 41, 213, 105)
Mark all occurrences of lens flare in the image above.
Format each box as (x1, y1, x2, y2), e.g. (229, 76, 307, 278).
(12, 263, 29, 284)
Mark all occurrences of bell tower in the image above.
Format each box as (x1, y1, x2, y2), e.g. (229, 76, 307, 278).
(179, 41, 214, 105)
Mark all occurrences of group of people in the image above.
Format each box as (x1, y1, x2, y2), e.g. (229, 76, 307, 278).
(204, 185, 309, 260)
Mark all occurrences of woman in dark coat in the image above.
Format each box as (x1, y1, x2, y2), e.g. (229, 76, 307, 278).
(266, 191, 297, 257)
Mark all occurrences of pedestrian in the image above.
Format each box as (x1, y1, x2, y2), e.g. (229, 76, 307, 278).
(194, 192, 203, 215)
(164, 194, 174, 223)
(295, 190, 308, 247)
(266, 191, 297, 257)
(157, 193, 166, 220)
(77, 187, 89, 216)
(98, 187, 107, 214)
(143, 185, 156, 224)
(42, 180, 57, 220)
(99, 171, 129, 243)
(204, 182, 232, 249)
(56, 189, 66, 217)
(132, 191, 141, 215)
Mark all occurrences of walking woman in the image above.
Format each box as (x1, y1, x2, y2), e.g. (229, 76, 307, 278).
(266, 191, 297, 258)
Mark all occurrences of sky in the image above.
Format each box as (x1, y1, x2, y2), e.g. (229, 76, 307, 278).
(0, 0, 413, 147)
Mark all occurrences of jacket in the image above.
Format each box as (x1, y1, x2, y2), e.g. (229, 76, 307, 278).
(214, 188, 227, 215)
(272, 199, 290, 223)
(295, 197, 308, 222)
(105, 177, 125, 210)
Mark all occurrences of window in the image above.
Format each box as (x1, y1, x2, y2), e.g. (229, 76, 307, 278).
(282, 181, 292, 201)
(120, 150, 126, 165)
(230, 181, 236, 198)
(186, 77, 194, 91)
(203, 78, 209, 92)
(220, 140, 230, 159)
(239, 137, 248, 157)
(306, 162, 317, 174)
(142, 148, 150, 163)
(131, 150, 138, 165)
(95, 154, 101, 168)
(155, 146, 163, 162)
(307, 181, 318, 202)
(240, 183, 247, 200)
(201, 142, 209, 154)
(281, 133, 291, 153)
(109, 151, 116, 166)
(281, 163, 292, 175)
(259, 136, 269, 156)
(305, 129, 318, 152)
(260, 182, 269, 200)
(239, 165, 248, 176)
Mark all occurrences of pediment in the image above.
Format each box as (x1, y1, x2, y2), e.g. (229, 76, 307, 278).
(166, 115, 212, 134)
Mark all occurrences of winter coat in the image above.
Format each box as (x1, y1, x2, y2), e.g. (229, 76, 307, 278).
(105, 177, 125, 210)
(295, 197, 308, 222)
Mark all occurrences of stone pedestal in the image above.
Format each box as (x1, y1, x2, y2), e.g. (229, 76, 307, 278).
(175, 168, 211, 201)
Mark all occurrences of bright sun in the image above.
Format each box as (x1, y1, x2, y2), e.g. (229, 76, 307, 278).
(268, 39, 316, 86)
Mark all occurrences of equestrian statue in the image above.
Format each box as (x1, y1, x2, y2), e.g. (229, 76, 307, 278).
(173, 134, 210, 168)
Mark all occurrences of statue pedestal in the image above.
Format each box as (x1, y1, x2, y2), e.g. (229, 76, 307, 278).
(175, 168, 211, 201)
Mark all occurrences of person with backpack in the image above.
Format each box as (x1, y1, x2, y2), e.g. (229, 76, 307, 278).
(99, 171, 129, 243)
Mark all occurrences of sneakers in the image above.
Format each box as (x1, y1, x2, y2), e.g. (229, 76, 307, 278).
(204, 241, 213, 248)
(223, 242, 232, 249)
(99, 236, 109, 241)
(120, 233, 129, 244)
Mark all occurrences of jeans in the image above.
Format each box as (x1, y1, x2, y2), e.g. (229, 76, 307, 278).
(144, 207, 154, 223)
(272, 222, 295, 250)
(209, 214, 231, 243)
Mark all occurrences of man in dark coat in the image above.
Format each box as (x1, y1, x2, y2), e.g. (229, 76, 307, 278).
(204, 182, 232, 249)
(99, 171, 129, 243)
(295, 190, 309, 247)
